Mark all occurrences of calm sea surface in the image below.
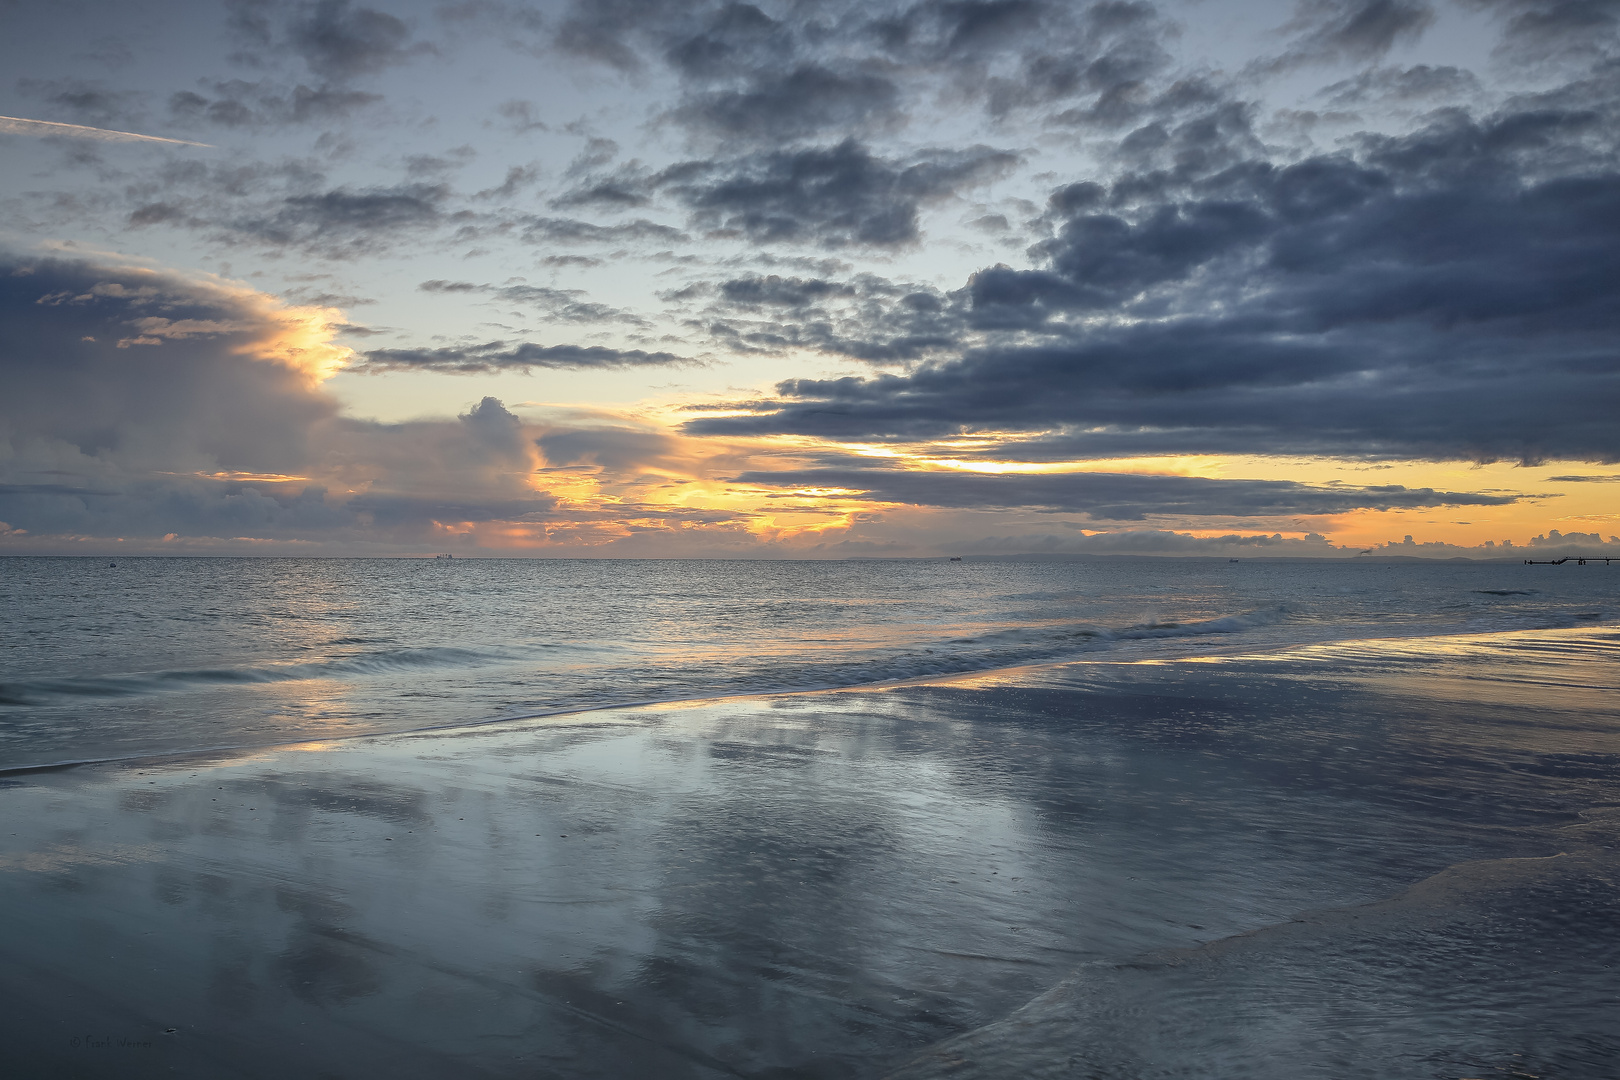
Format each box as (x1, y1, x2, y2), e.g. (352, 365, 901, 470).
(2, 555, 1616, 769)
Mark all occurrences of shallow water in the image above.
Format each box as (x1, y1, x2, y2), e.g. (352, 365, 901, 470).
(1, 627, 1615, 1077)
(3, 555, 1616, 769)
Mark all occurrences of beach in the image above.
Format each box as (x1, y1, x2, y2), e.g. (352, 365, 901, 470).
(3, 625, 1616, 1078)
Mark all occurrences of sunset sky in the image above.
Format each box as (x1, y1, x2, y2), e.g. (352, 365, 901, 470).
(3, 0, 1618, 557)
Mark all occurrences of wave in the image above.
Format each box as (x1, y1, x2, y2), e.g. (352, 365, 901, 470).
(1, 604, 1602, 718)
(0, 610, 1295, 709)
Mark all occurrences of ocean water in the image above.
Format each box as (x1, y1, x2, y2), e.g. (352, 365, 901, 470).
(1, 556, 1618, 1076)
(1, 555, 1616, 770)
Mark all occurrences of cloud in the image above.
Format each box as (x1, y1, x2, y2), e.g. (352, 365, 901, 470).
(116, 158, 482, 259)
(1317, 64, 1483, 106)
(548, 0, 1179, 136)
(537, 425, 681, 471)
(716, 275, 857, 309)
(168, 80, 381, 128)
(1460, 0, 1620, 62)
(179, 1, 429, 132)
(0, 252, 664, 548)
(728, 466, 1518, 520)
(493, 98, 550, 133)
(519, 216, 689, 245)
(658, 140, 1019, 248)
(353, 341, 692, 374)
(687, 78, 1620, 464)
(437, 2, 550, 57)
(672, 64, 903, 141)
(232, 0, 435, 81)
(674, 272, 958, 361)
(233, 183, 449, 254)
(418, 279, 646, 325)
(954, 528, 1344, 557)
(0, 251, 348, 489)
(14, 77, 149, 130)
(549, 173, 655, 211)
(1259, 1, 1437, 72)
(541, 139, 1018, 248)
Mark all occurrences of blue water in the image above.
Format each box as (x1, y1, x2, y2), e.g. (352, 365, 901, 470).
(1, 555, 1616, 769)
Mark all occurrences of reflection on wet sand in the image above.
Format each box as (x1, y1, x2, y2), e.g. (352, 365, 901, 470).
(1, 628, 1616, 1078)
(888, 816, 1620, 1080)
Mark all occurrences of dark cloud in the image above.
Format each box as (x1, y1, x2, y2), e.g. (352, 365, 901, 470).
(677, 272, 957, 361)
(493, 98, 550, 133)
(197, 0, 430, 131)
(542, 139, 1017, 247)
(404, 147, 476, 177)
(1460, 0, 1620, 62)
(549, 0, 1179, 139)
(418, 279, 646, 325)
(564, 136, 619, 177)
(436, 0, 549, 56)
(717, 274, 856, 309)
(129, 203, 189, 227)
(686, 78, 1620, 465)
(973, 2, 1176, 123)
(341, 489, 557, 525)
(354, 341, 690, 374)
(15, 77, 148, 129)
(552, 0, 653, 71)
(1260, 1, 1437, 72)
(537, 426, 680, 471)
(283, 0, 433, 81)
(114, 155, 436, 253)
(672, 64, 903, 141)
(1, 253, 337, 478)
(659, 139, 1019, 248)
(236, 183, 449, 252)
(728, 466, 1519, 520)
(545, 138, 637, 207)
(1317, 63, 1484, 105)
(519, 216, 689, 245)
(961, 528, 1342, 556)
(474, 165, 539, 200)
(549, 172, 654, 211)
(169, 80, 381, 128)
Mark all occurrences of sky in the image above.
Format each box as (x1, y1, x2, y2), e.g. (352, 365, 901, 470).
(2, 0, 1618, 558)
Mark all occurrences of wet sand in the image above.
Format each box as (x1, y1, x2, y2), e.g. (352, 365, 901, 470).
(2, 629, 1617, 1078)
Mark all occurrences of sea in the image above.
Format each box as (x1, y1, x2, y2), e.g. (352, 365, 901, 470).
(1, 554, 1614, 771)
(2, 554, 1618, 1076)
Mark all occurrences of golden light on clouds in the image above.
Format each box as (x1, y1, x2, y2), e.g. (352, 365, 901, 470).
(920, 455, 1228, 477)
(34, 251, 357, 385)
(232, 295, 354, 385)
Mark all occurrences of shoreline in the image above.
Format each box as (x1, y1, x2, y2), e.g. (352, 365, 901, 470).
(2, 627, 1616, 1076)
(4, 621, 1614, 778)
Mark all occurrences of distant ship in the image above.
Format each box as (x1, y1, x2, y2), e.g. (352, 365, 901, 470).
(949, 556, 963, 562)
(434, 553, 454, 559)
